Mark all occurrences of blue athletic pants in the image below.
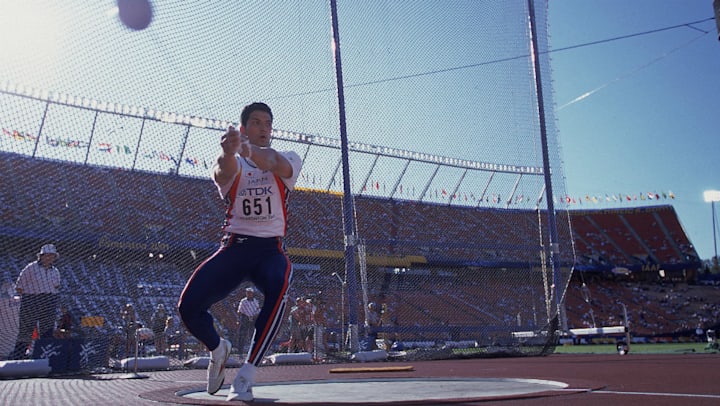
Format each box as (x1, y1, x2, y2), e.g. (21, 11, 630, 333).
(178, 233, 292, 366)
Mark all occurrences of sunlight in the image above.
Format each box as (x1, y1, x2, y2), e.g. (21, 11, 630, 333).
(0, 1, 66, 79)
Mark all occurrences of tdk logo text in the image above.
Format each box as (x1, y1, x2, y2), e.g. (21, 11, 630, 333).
(239, 186, 273, 197)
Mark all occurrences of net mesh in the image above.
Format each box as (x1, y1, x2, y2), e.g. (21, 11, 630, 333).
(0, 0, 572, 371)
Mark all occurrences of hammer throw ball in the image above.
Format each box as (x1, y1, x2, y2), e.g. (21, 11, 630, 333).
(117, 0, 153, 31)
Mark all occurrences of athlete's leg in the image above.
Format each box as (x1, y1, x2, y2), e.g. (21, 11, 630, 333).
(178, 243, 246, 350)
(245, 238, 293, 366)
(228, 238, 293, 401)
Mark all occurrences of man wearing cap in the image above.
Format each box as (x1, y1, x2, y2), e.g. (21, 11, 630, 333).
(151, 303, 168, 354)
(236, 287, 261, 355)
(11, 244, 62, 359)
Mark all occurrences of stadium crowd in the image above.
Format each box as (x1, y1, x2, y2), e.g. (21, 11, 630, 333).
(0, 152, 718, 365)
(0, 153, 702, 268)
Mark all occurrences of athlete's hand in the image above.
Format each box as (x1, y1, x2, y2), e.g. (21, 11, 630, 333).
(238, 134, 252, 159)
(221, 126, 251, 158)
(221, 126, 241, 155)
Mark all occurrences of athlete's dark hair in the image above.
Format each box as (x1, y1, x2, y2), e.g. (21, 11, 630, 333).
(240, 102, 273, 127)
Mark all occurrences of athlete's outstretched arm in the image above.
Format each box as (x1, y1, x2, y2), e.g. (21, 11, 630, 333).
(243, 145, 293, 179)
(214, 126, 242, 186)
(214, 125, 293, 186)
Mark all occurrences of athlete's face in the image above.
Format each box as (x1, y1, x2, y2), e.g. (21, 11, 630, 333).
(242, 110, 273, 148)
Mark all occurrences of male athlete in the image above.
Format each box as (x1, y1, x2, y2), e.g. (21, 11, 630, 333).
(178, 102, 302, 402)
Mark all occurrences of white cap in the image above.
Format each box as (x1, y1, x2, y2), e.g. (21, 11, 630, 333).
(38, 244, 59, 258)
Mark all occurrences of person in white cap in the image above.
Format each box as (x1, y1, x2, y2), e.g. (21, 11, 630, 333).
(11, 244, 61, 359)
(236, 287, 261, 354)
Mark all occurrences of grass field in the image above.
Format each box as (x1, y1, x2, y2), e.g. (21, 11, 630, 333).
(553, 342, 718, 354)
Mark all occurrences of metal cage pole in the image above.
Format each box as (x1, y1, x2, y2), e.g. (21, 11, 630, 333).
(527, 0, 562, 326)
(329, 0, 359, 352)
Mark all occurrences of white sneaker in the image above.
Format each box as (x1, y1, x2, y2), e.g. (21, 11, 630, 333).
(207, 338, 231, 395)
(227, 363, 257, 402)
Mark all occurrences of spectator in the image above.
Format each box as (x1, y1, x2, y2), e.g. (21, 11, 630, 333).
(151, 303, 168, 354)
(0, 280, 21, 359)
(311, 295, 328, 358)
(236, 287, 261, 355)
(164, 314, 186, 359)
(286, 297, 303, 352)
(55, 305, 74, 338)
(11, 244, 61, 359)
(121, 302, 138, 358)
(364, 302, 383, 350)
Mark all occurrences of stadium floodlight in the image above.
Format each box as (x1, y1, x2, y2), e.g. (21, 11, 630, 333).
(704, 190, 720, 260)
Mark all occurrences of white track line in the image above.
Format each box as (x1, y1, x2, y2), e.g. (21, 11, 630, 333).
(593, 390, 720, 400)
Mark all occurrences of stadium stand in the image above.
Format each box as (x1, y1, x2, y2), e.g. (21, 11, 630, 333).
(0, 152, 714, 367)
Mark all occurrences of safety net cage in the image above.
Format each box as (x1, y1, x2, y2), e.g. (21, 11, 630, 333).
(0, 0, 573, 373)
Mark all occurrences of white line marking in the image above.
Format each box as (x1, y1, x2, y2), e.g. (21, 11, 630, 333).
(594, 390, 720, 399)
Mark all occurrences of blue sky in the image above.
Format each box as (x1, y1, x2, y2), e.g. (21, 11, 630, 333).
(548, 0, 720, 260)
(1, 0, 718, 261)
